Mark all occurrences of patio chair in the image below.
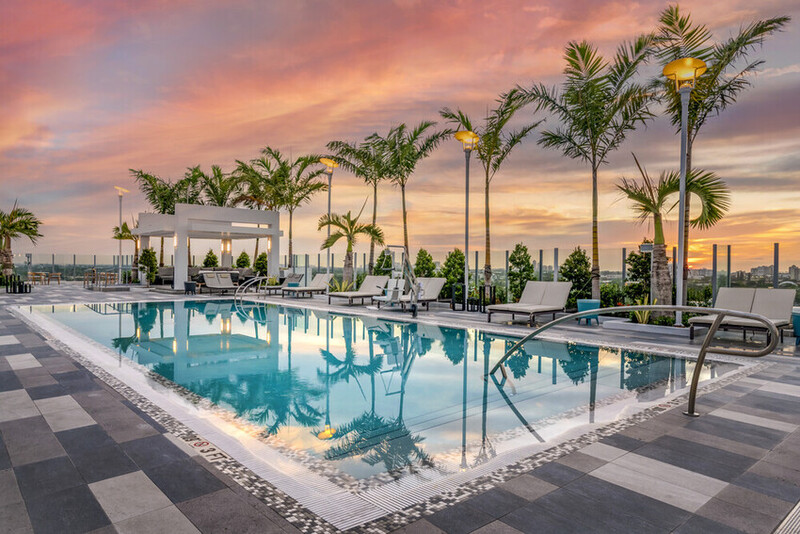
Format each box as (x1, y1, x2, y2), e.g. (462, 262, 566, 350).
(328, 275, 390, 305)
(487, 281, 573, 325)
(262, 273, 304, 295)
(281, 273, 333, 298)
(203, 272, 237, 294)
(399, 277, 446, 310)
(689, 287, 794, 342)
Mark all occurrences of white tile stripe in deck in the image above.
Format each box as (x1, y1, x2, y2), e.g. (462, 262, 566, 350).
(709, 408, 798, 433)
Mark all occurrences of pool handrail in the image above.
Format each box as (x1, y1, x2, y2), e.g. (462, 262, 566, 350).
(234, 275, 269, 299)
(488, 305, 779, 417)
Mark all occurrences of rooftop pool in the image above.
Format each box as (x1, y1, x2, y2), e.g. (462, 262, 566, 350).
(30, 300, 738, 489)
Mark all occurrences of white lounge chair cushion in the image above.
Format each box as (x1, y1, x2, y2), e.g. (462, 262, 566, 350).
(542, 282, 572, 307)
(751, 288, 795, 322)
(519, 281, 547, 305)
(714, 287, 756, 313)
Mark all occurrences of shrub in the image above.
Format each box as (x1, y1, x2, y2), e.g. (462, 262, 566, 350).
(373, 249, 393, 276)
(203, 249, 219, 268)
(236, 251, 251, 268)
(437, 249, 465, 300)
(414, 248, 436, 278)
(624, 247, 650, 303)
(355, 271, 367, 289)
(139, 248, 158, 284)
(254, 252, 269, 276)
(559, 247, 592, 309)
(508, 243, 536, 302)
(600, 283, 625, 308)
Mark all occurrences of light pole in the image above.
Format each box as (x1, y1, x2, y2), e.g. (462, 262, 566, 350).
(455, 131, 479, 308)
(663, 57, 706, 324)
(320, 158, 338, 278)
(114, 186, 129, 284)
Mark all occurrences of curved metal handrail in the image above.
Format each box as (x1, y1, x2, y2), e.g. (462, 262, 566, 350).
(234, 275, 268, 300)
(489, 304, 779, 417)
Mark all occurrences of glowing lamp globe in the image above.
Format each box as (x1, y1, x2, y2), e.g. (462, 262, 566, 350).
(663, 57, 707, 90)
(454, 130, 479, 151)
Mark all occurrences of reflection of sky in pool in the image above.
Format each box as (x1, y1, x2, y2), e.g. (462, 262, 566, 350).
(36, 300, 737, 481)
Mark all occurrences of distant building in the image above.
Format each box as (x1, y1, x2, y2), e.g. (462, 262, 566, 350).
(750, 265, 773, 278)
(790, 265, 800, 281)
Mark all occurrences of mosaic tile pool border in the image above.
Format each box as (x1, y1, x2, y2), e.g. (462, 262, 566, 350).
(11, 303, 772, 533)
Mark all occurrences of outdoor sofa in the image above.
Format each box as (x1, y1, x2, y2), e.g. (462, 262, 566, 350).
(487, 281, 573, 325)
(688, 287, 794, 342)
(328, 275, 390, 305)
(281, 273, 333, 298)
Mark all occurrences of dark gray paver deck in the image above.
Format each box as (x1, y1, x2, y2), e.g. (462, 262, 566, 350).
(2, 283, 799, 533)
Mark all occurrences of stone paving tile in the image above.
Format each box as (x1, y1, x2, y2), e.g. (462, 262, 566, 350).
(120, 434, 186, 470)
(114, 505, 200, 534)
(667, 426, 768, 460)
(695, 497, 782, 534)
(4, 353, 40, 371)
(598, 432, 645, 451)
(0, 370, 22, 392)
(26, 382, 67, 400)
(500, 502, 585, 534)
(26, 484, 111, 534)
(178, 488, 284, 533)
(528, 462, 584, 487)
(0, 468, 23, 506)
(14, 455, 84, 502)
(427, 500, 494, 534)
(56, 424, 116, 456)
(0, 501, 34, 534)
(732, 471, 800, 506)
(89, 470, 172, 523)
(471, 521, 523, 534)
(14, 366, 57, 388)
(393, 519, 446, 534)
(461, 488, 528, 520)
(70, 443, 138, 484)
(94, 405, 160, 443)
(714, 484, 795, 519)
(144, 457, 227, 504)
(0, 416, 67, 466)
(554, 451, 605, 473)
(0, 335, 18, 345)
(0, 437, 9, 471)
(0, 389, 38, 423)
(43, 406, 97, 432)
(633, 437, 757, 482)
(673, 514, 746, 534)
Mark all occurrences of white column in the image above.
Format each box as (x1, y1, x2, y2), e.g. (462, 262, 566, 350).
(220, 239, 233, 268)
(174, 232, 188, 289)
(267, 235, 279, 277)
(139, 236, 150, 286)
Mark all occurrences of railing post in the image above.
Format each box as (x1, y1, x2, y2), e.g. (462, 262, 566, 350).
(712, 244, 718, 304)
(553, 248, 559, 282)
(305, 254, 309, 284)
(505, 250, 510, 303)
(73, 254, 76, 280)
(317, 253, 321, 274)
(538, 249, 543, 281)
(773, 242, 779, 288)
(52, 253, 55, 273)
(621, 248, 627, 285)
(93, 255, 96, 268)
(475, 251, 479, 287)
(727, 245, 731, 287)
(672, 247, 677, 303)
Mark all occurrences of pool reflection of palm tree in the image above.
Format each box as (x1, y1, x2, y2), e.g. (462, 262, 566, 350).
(317, 317, 383, 399)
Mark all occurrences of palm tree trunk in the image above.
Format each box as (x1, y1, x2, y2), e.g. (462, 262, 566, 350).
(288, 210, 294, 268)
(483, 175, 492, 291)
(1, 237, 13, 276)
(401, 184, 409, 252)
(590, 166, 600, 299)
(159, 237, 164, 267)
(187, 238, 192, 267)
(254, 238, 259, 262)
(369, 182, 378, 275)
(652, 243, 671, 315)
(344, 249, 354, 286)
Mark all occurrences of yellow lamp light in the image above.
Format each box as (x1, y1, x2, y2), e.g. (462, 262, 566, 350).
(455, 130, 479, 152)
(316, 424, 337, 440)
(663, 57, 707, 90)
(114, 186, 129, 197)
(320, 157, 339, 174)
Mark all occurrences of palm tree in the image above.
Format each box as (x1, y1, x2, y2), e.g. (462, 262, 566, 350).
(113, 220, 139, 281)
(654, 5, 789, 302)
(376, 122, 449, 252)
(0, 201, 43, 276)
(235, 153, 284, 259)
(131, 169, 174, 266)
(192, 165, 242, 207)
(326, 138, 388, 274)
(617, 154, 730, 309)
(267, 148, 327, 268)
(519, 36, 656, 299)
(440, 90, 542, 288)
(318, 201, 385, 285)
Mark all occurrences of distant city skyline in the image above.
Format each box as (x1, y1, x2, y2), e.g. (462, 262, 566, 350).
(2, 0, 799, 270)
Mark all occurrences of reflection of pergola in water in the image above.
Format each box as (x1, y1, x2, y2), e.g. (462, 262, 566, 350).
(133, 203, 281, 288)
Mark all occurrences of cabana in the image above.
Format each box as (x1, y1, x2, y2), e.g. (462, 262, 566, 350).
(132, 203, 281, 289)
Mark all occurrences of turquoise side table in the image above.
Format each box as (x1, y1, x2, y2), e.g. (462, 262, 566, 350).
(792, 307, 800, 345)
(577, 299, 601, 325)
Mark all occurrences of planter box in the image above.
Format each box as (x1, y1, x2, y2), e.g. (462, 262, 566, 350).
(602, 319, 691, 338)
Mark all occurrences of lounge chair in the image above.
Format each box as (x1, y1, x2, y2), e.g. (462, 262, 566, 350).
(399, 277, 446, 310)
(202, 272, 237, 294)
(689, 287, 794, 342)
(281, 273, 333, 298)
(487, 281, 572, 325)
(261, 273, 304, 295)
(328, 275, 390, 305)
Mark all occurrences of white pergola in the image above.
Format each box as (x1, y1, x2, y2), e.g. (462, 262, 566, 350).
(133, 203, 281, 288)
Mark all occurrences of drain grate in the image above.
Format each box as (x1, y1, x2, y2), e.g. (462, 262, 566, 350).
(775, 501, 800, 534)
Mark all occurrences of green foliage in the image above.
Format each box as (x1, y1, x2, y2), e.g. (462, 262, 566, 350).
(355, 272, 367, 289)
(624, 248, 650, 303)
(203, 249, 219, 268)
(495, 284, 508, 305)
(414, 248, 437, 278)
(652, 315, 675, 326)
(437, 249, 465, 300)
(236, 251, 251, 268)
(630, 297, 652, 324)
(139, 248, 158, 283)
(373, 249, 393, 276)
(254, 253, 269, 276)
(559, 247, 592, 309)
(688, 285, 712, 307)
(329, 278, 354, 292)
(600, 283, 625, 308)
(508, 243, 536, 302)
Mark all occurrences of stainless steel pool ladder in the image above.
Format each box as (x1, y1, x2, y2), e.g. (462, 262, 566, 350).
(488, 305, 779, 417)
(234, 276, 269, 300)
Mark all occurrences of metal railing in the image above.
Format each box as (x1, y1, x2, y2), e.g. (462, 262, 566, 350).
(489, 305, 779, 417)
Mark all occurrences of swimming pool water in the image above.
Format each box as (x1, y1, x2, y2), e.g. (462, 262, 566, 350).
(35, 300, 736, 482)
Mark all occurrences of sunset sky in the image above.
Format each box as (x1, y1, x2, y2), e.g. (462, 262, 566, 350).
(2, 0, 799, 271)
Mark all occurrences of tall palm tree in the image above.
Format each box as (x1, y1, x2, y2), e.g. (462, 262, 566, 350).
(326, 138, 388, 274)
(440, 90, 542, 288)
(267, 148, 327, 268)
(131, 169, 174, 266)
(192, 164, 242, 207)
(318, 201, 385, 285)
(654, 5, 789, 302)
(519, 36, 656, 299)
(0, 201, 43, 276)
(112, 220, 139, 281)
(376, 122, 449, 252)
(235, 154, 284, 259)
(617, 154, 730, 309)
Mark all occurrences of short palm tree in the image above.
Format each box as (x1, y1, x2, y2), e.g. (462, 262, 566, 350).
(235, 154, 284, 260)
(318, 201, 385, 286)
(267, 148, 327, 268)
(326, 138, 388, 274)
(376, 122, 449, 252)
(113, 220, 139, 281)
(440, 89, 542, 288)
(519, 36, 656, 299)
(617, 153, 730, 309)
(0, 201, 43, 276)
(653, 5, 789, 301)
(192, 165, 242, 207)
